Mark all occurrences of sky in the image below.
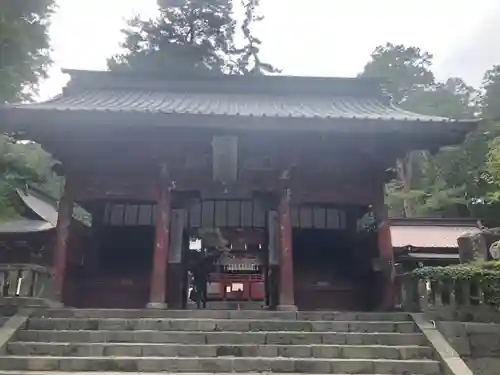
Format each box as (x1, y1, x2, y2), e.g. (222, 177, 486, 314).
(41, 0, 500, 100)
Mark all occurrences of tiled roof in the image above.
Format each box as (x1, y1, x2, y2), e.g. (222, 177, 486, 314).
(9, 89, 459, 122)
(17, 189, 58, 226)
(390, 225, 481, 248)
(0, 220, 54, 233)
(0, 70, 478, 124)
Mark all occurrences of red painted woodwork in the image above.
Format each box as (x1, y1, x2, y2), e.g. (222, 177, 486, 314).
(72, 173, 157, 202)
(205, 227, 266, 302)
(52, 180, 74, 303)
(376, 200, 395, 311)
(168, 263, 187, 309)
(65, 131, 387, 206)
(250, 279, 266, 300)
(294, 267, 371, 311)
(79, 274, 150, 308)
(0, 232, 53, 265)
(72, 170, 377, 205)
(63, 226, 91, 307)
(295, 285, 368, 311)
(278, 188, 295, 309)
(44, 128, 394, 311)
(148, 167, 171, 307)
(208, 273, 265, 301)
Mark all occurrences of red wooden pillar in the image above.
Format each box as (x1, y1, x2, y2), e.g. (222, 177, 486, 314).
(278, 188, 297, 311)
(147, 165, 171, 309)
(52, 179, 74, 305)
(375, 201, 395, 311)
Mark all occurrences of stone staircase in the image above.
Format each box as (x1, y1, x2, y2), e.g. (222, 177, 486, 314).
(0, 309, 441, 374)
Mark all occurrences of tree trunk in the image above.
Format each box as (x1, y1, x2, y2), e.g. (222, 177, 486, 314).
(396, 153, 416, 217)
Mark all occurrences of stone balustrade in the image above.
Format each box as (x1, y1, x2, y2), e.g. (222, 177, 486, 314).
(395, 273, 500, 315)
(0, 263, 52, 300)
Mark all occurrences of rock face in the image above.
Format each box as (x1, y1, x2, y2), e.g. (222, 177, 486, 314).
(458, 227, 500, 263)
(0, 308, 442, 374)
(458, 231, 488, 263)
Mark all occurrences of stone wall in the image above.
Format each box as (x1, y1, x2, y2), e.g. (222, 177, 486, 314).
(437, 321, 500, 375)
(457, 227, 500, 262)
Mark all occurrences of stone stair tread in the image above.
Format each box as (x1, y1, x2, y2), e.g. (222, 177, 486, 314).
(28, 317, 414, 322)
(7, 341, 434, 359)
(1, 310, 440, 374)
(0, 374, 431, 375)
(32, 310, 412, 321)
(10, 342, 432, 348)
(0, 355, 443, 373)
(0, 354, 438, 358)
(15, 330, 427, 346)
(0, 355, 442, 363)
(24, 318, 418, 333)
(18, 329, 422, 334)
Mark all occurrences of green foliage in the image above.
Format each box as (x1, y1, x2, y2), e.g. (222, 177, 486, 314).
(237, 0, 280, 75)
(0, 0, 55, 103)
(484, 68, 500, 208)
(7, 140, 63, 199)
(362, 42, 500, 220)
(197, 228, 231, 252)
(486, 135, 500, 188)
(109, 0, 236, 73)
(0, 136, 45, 220)
(361, 43, 434, 103)
(482, 65, 500, 119)
(412, 262, 500, 305)
(109, 0, 276, 75)
(413, 262, 500, 281)
(0, 0, 62, 220)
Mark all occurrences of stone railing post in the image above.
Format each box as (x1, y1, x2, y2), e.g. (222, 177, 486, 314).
(0, 264, 53, 301)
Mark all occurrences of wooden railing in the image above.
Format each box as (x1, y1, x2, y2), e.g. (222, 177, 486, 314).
(395, 273, 500, 312)
(0, 264, 52, 299)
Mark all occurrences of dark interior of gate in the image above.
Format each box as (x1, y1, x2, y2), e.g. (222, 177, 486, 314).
(79, 201, 156, 308)
(77, 197, 377, 311)
(185, 199, 269, 308)
(291, 204, 376, 311)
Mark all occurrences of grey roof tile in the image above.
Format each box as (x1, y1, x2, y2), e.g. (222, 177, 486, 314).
(8, 89, 458, 122)
(0, 220, 54, 233)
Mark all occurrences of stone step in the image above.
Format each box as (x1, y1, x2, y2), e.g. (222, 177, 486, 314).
(16, 330, 428, 346)
(204, 301, 265, 310)
(32, 309, 412, 321)
(7, 342, 434, 360)
(26, 318, 417, 333)
(0, 356, 442, 374)
(0, 372, 434, 375)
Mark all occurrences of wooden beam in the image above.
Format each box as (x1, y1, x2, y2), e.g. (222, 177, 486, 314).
(147, 164, 172, 309)
(277, 188, 296, 311)
(51, 177, 74, 305)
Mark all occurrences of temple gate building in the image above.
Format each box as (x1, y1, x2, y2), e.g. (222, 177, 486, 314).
(0, 70, 478, 311)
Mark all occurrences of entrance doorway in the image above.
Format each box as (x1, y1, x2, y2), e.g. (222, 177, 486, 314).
(183, 198, 270, 310)
(80, 202, 156, 308)
(293, 228, 374, 311)
(185, 227, 268, 309)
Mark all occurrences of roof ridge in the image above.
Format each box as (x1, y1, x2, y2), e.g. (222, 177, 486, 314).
(61, 69, 387, 99)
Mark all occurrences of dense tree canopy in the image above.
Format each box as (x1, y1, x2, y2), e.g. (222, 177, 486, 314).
(109, 0, 276, 75)
(360, 43, 500, 223)
(0, 0, 60, 219)
(0, 0, 55, 103)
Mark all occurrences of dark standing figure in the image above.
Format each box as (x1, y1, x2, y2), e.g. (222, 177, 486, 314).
(189, 250, 219, 309)
(191, 260, 208, 309)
